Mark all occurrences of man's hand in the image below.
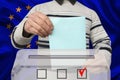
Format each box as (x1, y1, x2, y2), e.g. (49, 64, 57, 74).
(24, 12, 53, 37)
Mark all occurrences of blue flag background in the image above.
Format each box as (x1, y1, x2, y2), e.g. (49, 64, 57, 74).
(0, 0, 120, 80)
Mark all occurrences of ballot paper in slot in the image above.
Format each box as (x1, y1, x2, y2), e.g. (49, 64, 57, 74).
(49, 16, 86, 49)
(11, 49, 110, 80)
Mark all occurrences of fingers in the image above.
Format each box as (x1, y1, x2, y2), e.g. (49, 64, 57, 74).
(24, 11, 53, 37)
(35, 12, 53, 33)
(35, 12, 53, 30)
(27, 19, 47, 37)
(29, 14, 51, 35)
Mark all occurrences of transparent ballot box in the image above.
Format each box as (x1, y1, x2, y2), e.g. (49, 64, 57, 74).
(11, 49, 110, 80)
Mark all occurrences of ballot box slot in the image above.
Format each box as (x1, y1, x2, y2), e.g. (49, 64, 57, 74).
(28, 55, 94, 59)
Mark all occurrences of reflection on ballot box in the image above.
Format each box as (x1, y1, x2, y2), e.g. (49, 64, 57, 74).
(11, 49, 110, 80)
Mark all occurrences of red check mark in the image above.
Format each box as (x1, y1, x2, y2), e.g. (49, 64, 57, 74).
(78, 67, 86, 77)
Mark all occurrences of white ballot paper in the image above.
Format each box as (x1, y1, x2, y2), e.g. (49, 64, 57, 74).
(49, 17, 86, 49)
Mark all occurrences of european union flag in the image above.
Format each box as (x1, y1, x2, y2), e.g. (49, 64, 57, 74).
(0, 0, 50, 80)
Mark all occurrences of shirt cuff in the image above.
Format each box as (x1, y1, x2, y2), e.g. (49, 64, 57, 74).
(12, 19, 34, 48)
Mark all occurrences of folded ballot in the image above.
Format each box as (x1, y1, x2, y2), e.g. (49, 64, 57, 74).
(49, 17, 86, 49)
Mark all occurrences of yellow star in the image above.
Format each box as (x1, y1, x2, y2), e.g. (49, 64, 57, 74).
(9, 14, 14, 20)
(16, 7, 22, 12)
(26, 43, 31, 48)
(26, 5, 31, 10)
(6, 23, 12, 29)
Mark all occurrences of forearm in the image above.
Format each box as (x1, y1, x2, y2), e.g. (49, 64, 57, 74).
(90, 10, 112, 68)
